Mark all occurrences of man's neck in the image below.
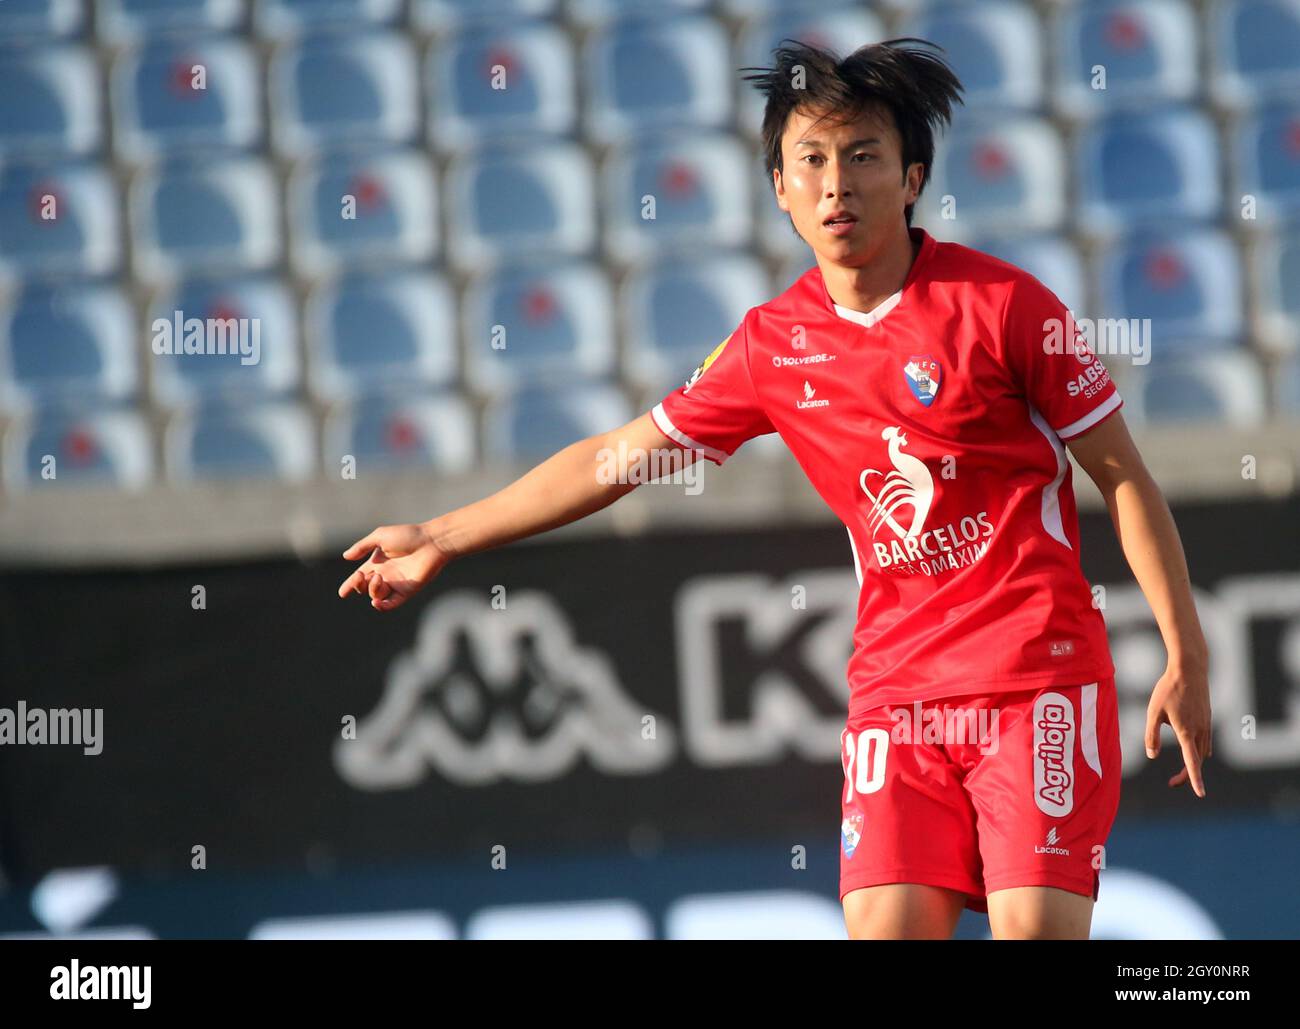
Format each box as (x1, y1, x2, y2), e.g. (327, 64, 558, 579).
(820, 229, 921, 316)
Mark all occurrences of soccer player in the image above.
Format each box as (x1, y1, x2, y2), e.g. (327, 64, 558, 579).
(337, 40, 1212, 941)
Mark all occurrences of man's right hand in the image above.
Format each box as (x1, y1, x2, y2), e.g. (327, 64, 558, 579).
(337, 523, 451, 611)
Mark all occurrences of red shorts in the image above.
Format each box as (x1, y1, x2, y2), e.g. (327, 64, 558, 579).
(838, 678, 1122, 913)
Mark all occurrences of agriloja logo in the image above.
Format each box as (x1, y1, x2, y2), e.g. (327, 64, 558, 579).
(858, 426, 994, 576)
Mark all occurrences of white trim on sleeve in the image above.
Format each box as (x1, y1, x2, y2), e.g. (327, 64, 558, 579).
(1055, 390, 1123, 441)
(651, 402, 730, 465)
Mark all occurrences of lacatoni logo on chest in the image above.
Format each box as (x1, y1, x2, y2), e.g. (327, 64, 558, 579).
(859, 427, 995, 576)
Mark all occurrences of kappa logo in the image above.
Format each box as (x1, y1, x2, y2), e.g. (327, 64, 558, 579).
(1033, 693, 1076, 816)
(334, 591, 675, 788)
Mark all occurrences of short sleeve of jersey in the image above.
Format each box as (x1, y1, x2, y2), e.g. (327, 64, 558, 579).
(1002, 272, 1124, 441)
(650, 319, 776, 465)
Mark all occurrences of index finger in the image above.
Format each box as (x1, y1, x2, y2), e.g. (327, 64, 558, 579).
(337, 567, 371, 599)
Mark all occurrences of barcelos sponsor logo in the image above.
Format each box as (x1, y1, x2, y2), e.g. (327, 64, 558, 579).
(683, 334, 730, 393)
(858, 426, 994, 576)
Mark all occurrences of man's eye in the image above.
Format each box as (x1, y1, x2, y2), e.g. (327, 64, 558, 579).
(854, 153, 874, 162)
(803, 154, 822, 164)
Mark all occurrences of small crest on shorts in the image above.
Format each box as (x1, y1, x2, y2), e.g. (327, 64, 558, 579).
(841, 813, 864, 859)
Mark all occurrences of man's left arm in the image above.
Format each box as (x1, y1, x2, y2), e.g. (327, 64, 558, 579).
(1066, 411, 1213, 797)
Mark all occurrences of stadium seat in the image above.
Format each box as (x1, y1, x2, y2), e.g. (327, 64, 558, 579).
(1210, 0, 1300, 106)
(583, 16, 732, 143)
(567, 0, 709, 24)
(444, 143, 594, 271)
(270, 32, 418, 155)
(0, 0, 86, 40)
(1095, 229, 1243, 348)
(0, 283, 136, 411)
(305, 271, 457, 399)
(735, 6, 885, 137)
(1234, 102, 1300, 222)
(255, 0, 402, 37)
(165, 401, 315, 482)
(898, 2, 1043, 111)
(427, 21, 576, 152)
(921, 117, 1066, 234)
(1053, 0, 1199, 116)
(0, 47, 101, 158)
(0, 161, 121, 277)
(462, 261, 615, 393)
(111, 38, 261, 160)
(1127, 352, 1266, 428)
(621, 254, 769, 389)
(968, 234, 1087, 317)
(323, 391, 476, 473)
(130, 157, 279, 279)
(3, 407, 152, 491)
(1076, 108, 1221, 232)
(602, 133, 754, 261)
(147, 276, 299, 407)
(288, 149, 437, 276)
(413, 0, 558, 32)
(1252, 222, 1300, 350)
(482, 382, 631, 462)
(1275, 353, 1300, 413)
(96, 0, 243, 43)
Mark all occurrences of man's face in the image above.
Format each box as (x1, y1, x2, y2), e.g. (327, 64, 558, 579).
(773, 103, 923, 266)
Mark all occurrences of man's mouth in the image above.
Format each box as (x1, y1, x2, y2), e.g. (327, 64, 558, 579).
(823, 214, 858, 226)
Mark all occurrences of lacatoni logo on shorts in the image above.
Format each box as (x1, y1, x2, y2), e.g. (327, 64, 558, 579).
(1033, 693, 1075, 817)
(1034, 825, 1070, 857)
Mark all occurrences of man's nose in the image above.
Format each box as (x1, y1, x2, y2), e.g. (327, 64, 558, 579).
(823, 159, 850, 198)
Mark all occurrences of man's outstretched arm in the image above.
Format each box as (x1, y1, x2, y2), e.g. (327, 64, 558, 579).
(337, 411, 692, 611)
(1066, 411, 1212, 797)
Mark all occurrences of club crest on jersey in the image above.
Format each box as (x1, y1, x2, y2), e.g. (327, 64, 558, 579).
(904, 356, 941, 406)
(841, 813, 864, 858)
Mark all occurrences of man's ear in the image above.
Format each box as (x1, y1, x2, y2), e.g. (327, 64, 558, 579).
(773, 167, 788, 212)
(904, 162, 924, 204)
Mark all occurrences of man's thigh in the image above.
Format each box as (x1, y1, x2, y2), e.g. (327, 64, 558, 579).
(843, 883, 968, 940)
(986, 885, 1094, 940)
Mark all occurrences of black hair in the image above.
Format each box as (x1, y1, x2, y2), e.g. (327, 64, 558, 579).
(741, 38, 964, 226)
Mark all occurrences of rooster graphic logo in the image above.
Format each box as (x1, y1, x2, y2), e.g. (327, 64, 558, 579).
(859, 426, 934, 539)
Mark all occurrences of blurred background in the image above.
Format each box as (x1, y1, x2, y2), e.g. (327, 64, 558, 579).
(0, 0, 1297, 939)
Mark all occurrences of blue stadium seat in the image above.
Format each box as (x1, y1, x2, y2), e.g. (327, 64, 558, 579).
(4, 407, 152, 491)
(1276, 353, 1300, 413)
(270, 33, 418, 155)
(166, 401, 315, 482)
(0, 48, 101, 158)
(1128, 352, 1266, 428)
(96, 0, 243, 43)
(147, 276, 299, 407)
(112, 38, 261, 159)
(602, 133, 754, 260)
(568, 0, 709, 24)
(1252, 222, 1300, 350)
(621, 254, 769, 389)
(288, 149, 437, 276)
(1054, 0, 1198, 115)
(428, 22, 575, 151)
(0, 283, 135, 410)
(1077, 108, 1221, 232)
(1211, 0, 1300, 106)
(922, 117, 1066, 233)
(131, 157, 279, 279)
(736, 7, 886, 137)
(1235, 102, 1300, 222)
(583, 16, 732, 143)
(899, 2, 1043, 111)
(463, 261, 615, 393)
(0, 162, 121, 277)
(969, 235, 1087, 317)
(483, 382, 631, 461)
(255, 0, 402, 37)
(1096, 229, 1243, 347)
(324, 391, 476, 473)
(444, 143, 594, 271)
(306, 271, 457, 398)
(0, 0, 86, 41)
(413, 0, 558, 32)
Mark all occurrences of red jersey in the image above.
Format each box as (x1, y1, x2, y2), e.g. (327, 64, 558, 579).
(651, 227, 1122, 718)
